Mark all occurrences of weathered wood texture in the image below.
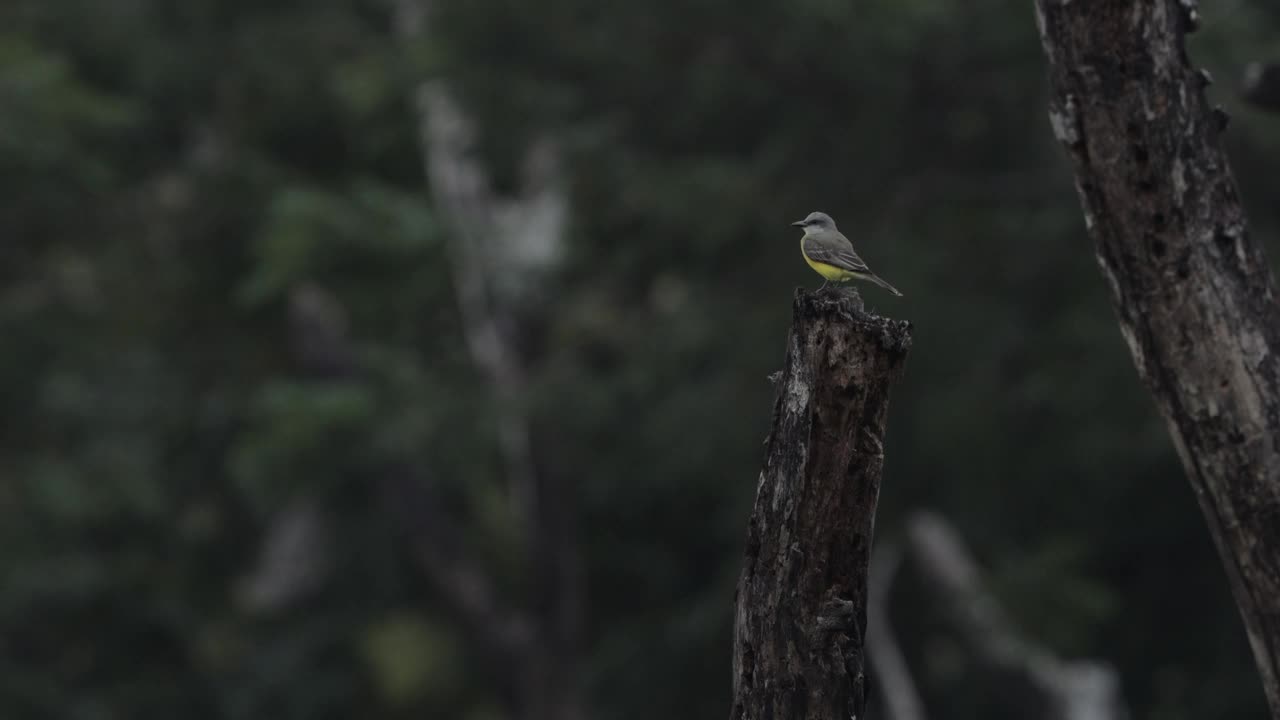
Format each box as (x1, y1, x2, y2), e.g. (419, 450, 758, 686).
(1035, 1, 1280, 714)
(732, 289, 911, 720)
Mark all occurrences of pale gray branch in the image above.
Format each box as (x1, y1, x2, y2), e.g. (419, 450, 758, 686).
(906, 511, 1127, 720)
(867, 542, 928, 720)
(237, 498, 331, 614)
(394, 5, 582, 719)
(1243, 62, 1280, 113)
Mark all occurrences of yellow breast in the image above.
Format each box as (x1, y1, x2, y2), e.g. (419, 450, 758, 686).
(802, 240, 853, 281)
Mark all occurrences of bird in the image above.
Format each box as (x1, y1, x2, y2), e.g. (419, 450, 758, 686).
(792, 211, 903, 296)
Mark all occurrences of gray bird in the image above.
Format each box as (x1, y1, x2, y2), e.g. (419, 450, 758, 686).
(792, 211, 903, 296)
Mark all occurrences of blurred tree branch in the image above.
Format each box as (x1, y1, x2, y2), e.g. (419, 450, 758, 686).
(905, 512, 1126, 720)
(1036, 1, 1280, 715)
(732, 290, 911, 720)
(393, 3, 582, 720)
(1243, 62, 1280, 113)
(237, 496, 330, 614)
(867, 542, 928, 720)
(395, 0, 539, 532)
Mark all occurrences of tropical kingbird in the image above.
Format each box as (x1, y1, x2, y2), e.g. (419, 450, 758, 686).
(792, 211, 903, 296)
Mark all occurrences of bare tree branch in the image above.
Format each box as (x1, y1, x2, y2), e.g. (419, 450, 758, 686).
(393, 4, 582, 719)
(393, 0, 566, 541)
(867, 542, 928, 720)
(236, 497, 331, 614)
(415, 81, 539, 518)
(1243, 62, 1280, 113)
(906, 512, 1126, 720)
(1035, 2, 1280, 714)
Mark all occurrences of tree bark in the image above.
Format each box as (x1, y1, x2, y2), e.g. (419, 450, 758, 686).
(731, 289, 911, 720)
(1034, 2, 1280, 714)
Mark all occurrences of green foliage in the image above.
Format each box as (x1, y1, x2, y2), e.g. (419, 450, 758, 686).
(1, 0, 1277, 718)
(361, 611, 462, 706)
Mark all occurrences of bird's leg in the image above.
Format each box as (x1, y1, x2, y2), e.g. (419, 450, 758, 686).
(817, 279, 829, 292)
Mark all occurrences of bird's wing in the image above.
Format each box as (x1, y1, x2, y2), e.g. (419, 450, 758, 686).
(804, 231, 871, 273)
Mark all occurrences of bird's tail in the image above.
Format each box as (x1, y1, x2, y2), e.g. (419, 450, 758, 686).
(867, 272, 904, 297)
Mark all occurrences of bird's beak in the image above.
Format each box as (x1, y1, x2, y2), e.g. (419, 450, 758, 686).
(791, 220, 805, 227)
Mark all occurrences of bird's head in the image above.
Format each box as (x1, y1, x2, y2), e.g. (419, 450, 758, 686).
(791, 211, 836, 233)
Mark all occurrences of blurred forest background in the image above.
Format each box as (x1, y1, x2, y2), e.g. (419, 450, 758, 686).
(5, 0, 1280, 718)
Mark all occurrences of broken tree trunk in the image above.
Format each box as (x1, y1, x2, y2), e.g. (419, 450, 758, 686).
(731, 289, 911, 720)
(1035, 1, 1280, 715)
